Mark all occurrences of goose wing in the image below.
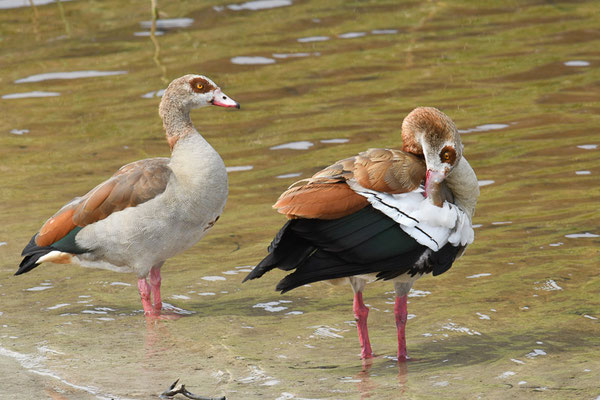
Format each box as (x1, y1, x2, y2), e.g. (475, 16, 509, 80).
(35, 157, 172, 247)
(274, 148, 426, 220)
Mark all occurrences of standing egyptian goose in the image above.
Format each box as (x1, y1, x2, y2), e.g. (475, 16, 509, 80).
(17, 74, 240, 317)
(244, 107, 479, 361)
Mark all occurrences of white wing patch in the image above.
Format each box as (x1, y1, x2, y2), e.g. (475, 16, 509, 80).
(38, 250, 73, 264)
(348, 182, 474, 251)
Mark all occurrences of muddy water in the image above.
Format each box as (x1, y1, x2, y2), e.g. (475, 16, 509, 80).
(1, 0, 599, 399)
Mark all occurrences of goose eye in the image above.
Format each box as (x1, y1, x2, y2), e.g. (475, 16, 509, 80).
(196, 83, 204, 90)
(439, 147, 456, 164)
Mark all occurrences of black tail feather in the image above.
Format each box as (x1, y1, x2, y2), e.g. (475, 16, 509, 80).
(15, 234, 54, 276)
(244, 221, 316, 282)
(16, 254, 45, 275)
(21, 233, 40, 257)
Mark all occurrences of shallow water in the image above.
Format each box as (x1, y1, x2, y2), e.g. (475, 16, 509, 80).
(1, 0, 599, 399)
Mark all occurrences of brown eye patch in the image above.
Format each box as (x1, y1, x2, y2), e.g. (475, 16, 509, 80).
(439, 146, 456, 165)
(190, 77, 215, 94)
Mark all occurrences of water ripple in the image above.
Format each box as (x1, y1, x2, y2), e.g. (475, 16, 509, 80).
(565, 232, 599, 238)
(227, 0, 292, 11)
(270, 141, 313, 150)
(466, 273, 492, 279)
(226, 165, 254, 172)
(577, 144, 597, 150)
(272, 52, 319, 58)
(2, 91, 60, 99)
(371, 29, 398, 35)
(139, 18, 194, 29)
(276, 172, 302, 179)
(478, 180, 495, 187)
(320, 138, 349, 144)
(15, 71, 127, 84)
(231, 56, 276, 65)
(338, 32, 366, 39)
(297, 36, 330, 43)
(459, 123, 509, 134)
(564, 60, 590, 67)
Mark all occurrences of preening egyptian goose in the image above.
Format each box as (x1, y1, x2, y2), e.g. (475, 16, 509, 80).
(244, 107, 479, 361)
(17, 74, 240, 317)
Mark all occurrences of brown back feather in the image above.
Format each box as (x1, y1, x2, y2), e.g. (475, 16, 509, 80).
(274, 149, 426, 220)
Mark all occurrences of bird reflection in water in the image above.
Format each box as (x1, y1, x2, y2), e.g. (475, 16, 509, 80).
(354, 358, 409, 399)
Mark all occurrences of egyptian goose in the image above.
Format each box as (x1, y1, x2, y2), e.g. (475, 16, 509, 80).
(17, 74, 240, 317)
(244, 107, 479, 361)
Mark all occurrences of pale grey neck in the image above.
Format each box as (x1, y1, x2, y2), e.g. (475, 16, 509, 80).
(446, 157, 479, 219)
(159, 95, 196, 141)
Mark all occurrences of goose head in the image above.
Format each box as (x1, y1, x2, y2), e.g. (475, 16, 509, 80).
(159, 74, 239, 118)
(401, 107, 462, 199)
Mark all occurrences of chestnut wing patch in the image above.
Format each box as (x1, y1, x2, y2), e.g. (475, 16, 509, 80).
(274, 177, 369, 220)
(36, 158, 172, 246)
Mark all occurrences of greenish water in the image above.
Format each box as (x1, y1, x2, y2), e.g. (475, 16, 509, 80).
(1, 0, 599, 399)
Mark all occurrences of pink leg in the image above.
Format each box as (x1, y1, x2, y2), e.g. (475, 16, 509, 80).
(137, 278, 153, 316)
(395, 295, 408, 361)
(353, 291, 373, 359)
(149, 266, 162, 314)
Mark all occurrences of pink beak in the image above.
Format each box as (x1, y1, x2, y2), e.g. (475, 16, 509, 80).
(211, 89, 240, 109)
(424, 170, 445, 198)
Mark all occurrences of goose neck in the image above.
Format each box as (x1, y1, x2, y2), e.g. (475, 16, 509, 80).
(445, 157, 479, 220)
(159, 96, 197, 149)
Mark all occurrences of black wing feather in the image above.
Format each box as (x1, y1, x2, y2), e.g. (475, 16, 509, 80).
(246, 206, 462, 293)
(431, 243, 463, 276)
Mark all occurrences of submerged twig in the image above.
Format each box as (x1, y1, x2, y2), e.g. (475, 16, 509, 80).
(28, 0, 41, 41)
(160, 379, 226, 400)
(56, 0, 72, 37)
(149, 0, 169, 84)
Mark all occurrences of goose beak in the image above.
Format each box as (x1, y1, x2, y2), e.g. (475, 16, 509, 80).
(424, 170, 446, 203)
(211, 89, 240, 109)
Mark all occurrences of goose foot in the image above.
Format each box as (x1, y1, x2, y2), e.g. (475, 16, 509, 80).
(138, 278, 154, 315)
(353, 291, 374, 359)
(395, 295, 408, 362)
(149, 266, 163, 314)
